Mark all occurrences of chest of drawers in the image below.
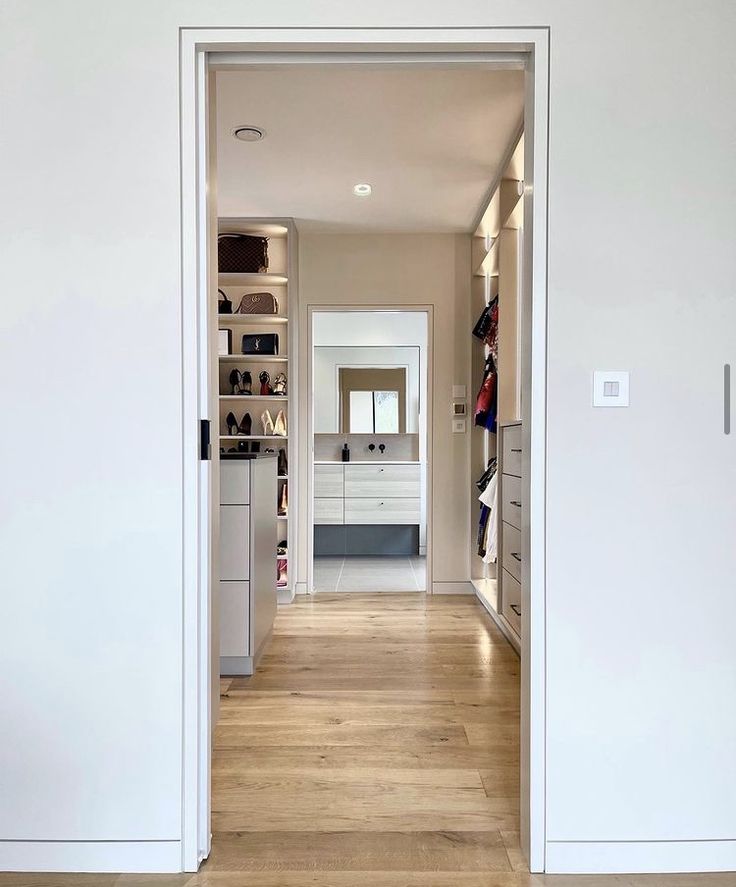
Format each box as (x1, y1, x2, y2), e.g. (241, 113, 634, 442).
(314, 462, 421, 525)
(498, 422, 523, 645)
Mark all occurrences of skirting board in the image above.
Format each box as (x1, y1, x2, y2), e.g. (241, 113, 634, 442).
(546, 840, 736, 874)
(432, 581, 474, 595)
(220, 655, 253, 676)
(295, 580, 308, 596)
(277, 585, 296, 604)
(0, 840, 181, 873)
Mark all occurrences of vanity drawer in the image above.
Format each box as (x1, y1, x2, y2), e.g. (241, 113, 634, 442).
(344, 463, 421, 498)
(314, 498, 344, 525)
(501, 473, 522, 530)
(502, 424, 523, 478)
(344, 497, 421, 525)
(314, 464, 344, 498)
(501, 570, 521, 636)
(501, 521, 522, 582)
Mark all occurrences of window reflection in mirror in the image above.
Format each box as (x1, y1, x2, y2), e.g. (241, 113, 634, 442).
(349, 389, 400, 433)
(339, 366, 407, 433)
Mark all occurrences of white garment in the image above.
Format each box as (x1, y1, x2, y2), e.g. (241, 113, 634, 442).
(479, 471, 498, 563)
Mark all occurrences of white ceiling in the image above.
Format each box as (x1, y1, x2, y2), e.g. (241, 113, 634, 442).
(215, 66, 524, 233)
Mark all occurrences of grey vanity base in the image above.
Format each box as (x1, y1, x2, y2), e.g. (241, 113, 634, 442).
(314, 524, 419, 557)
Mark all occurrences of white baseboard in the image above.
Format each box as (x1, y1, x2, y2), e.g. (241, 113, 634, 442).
(432, 580, 474, 595)
(546, 840, 736, 874)
(277, 585, 296, 604)
(295, 580, 308, 596)
(0, 840, 181, 873)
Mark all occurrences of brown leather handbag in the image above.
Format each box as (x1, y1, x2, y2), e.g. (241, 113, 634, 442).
(236, 291, 278, 314)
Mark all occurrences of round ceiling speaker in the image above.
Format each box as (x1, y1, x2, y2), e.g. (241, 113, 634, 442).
(233, 126, 265, 142)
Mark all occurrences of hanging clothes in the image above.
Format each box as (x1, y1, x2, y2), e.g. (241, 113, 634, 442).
(479, 470, 499, 563)
(471, 296, 499, 366)
(474, 355, 498, 433)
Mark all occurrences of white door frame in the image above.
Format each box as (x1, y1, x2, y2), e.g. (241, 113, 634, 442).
(180, 26, 549, 873)
(307, 305, 433, 596)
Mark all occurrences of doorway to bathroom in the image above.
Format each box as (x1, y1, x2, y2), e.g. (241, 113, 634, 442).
(308, 308, 431, 593)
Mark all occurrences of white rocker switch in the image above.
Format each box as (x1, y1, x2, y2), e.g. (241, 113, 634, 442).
(593, 371, 630, 407)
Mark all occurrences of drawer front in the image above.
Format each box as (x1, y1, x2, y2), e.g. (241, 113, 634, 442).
(220, 505, 250, 580)
(501, 569, 521, 636)
(501, 424, 522, 478)
(344, 463, 421, 498)
(314, 464, 343, 498)
(220, 461, 251, 505)
(344, 497, 421, 525)
(501, 521, 522, 582)
(501, 473, 522, 530)
(314, 497, 344, 525)
(219, 580, 250, 657)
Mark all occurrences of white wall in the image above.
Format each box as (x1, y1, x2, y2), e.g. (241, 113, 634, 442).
(1, 0, 735, 875)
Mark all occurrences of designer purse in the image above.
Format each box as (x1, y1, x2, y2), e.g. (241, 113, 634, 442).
(218, 233, 269, 273)
(242, 333, 279, 355)
(236, 291, 278, 314)
(217, 289, 233, 314)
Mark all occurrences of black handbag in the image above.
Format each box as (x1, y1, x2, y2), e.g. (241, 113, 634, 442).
(218, 233, 269, 273)
(242, 333, 279, 355)
(217, 289, 232, 314)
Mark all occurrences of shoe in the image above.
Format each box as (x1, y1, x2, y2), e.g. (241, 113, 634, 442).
(277, 539, 287, 555)
(261, 410, 275, 436)
(228, 369, 242, 395)
(274, 410, 287, 437)
(278, 481, 288, 515)
(240, 371, 252, 395)
(225, 411, 238, 435)
(272, 373, 287, 396)
(250, 441, 261, 453)
(238, 412, 252, 435)
(276, 557, 288, 587)
(277, 448, 287, 477)
(237, 440, 249, 453)
(259, 371, 272, 396)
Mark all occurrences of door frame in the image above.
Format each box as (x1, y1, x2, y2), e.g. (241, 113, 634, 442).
(180, 26, 549, 873)
(307, 305, 433, 595)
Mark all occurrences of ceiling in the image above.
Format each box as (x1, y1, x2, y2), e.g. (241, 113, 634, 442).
(215, 66, 524, 234)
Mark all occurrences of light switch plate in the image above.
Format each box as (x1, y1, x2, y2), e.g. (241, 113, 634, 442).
(452, 418, 467, 433)
(593, 370, 630, 407)
(452, 402, 467, 416)
(452, 385, 466, 399)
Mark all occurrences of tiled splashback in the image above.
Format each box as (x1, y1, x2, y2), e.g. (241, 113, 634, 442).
(315, 433, 419, 462)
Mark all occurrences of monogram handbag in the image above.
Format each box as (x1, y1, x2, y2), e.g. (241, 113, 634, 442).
(217, 289, 233, 314)
(242, 333, 279, 355)
(236, 291, 278, 314)
(218, 233, 269, 273)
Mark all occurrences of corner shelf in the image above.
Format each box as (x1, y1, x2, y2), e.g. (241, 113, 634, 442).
(220, 434, 288, 441)
(219, 395, 288, 402)
(217, 315, 288, 325)
(218, 272, 288, 286)
(219, 355, 288, 363)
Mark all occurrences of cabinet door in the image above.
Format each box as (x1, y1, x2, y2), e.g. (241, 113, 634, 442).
(220, 505, 250, 580)
(344, 463, 421, 497)
(314, 464, 344, 497)
(220, 461, 251, 505)
(219, 580, 250, 657)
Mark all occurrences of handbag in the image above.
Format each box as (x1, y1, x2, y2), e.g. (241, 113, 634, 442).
(242, 333, 279, 355)
(218, 233, 269, 273)
(217, 289, 233, 314)
(236, 291, 278, 314)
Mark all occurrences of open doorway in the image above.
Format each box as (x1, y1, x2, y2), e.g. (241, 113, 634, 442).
(180, 30, 549, 876)
(310, 308, 430, 593)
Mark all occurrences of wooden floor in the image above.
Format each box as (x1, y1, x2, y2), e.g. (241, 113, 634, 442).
(3, 593, 735, 886)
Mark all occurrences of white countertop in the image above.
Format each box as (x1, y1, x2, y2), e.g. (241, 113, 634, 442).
(314, 460, 421, 465)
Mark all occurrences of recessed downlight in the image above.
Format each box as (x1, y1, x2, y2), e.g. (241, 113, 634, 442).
(353, 183, 372, 197)
(233, 126, 265, 142)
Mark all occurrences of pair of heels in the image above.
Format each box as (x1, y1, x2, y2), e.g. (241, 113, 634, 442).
(276, 557, 288, 587)
(261, 409, 287, 437)
(259, 371, 287, 396)
(229, 369, 252, 396)
(226, 411, 252, 435)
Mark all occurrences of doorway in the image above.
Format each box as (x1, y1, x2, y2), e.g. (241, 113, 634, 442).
(181, 29, 549, 874)
(309, 308, 430, 594)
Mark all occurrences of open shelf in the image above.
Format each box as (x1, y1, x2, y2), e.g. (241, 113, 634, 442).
(217, 314, 288, 325)
(473, 238, 500, 277)
(219, 354, 287, 363)
(218, 272, 287, 286)
(219, 395, 288, 402)
(220, 434, 288, 441)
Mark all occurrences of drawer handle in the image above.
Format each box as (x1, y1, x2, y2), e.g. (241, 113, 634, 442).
(509, 500, 521, 507)
(510, 448, 522, 453)
(511, 552, 521, 562)
(510, 603, 521, 616)
(380, 468, 384, 472)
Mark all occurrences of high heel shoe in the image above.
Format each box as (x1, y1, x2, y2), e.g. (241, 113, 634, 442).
(261, 410, 275, 436)
(238, 412, 252, 435)
(229, 369, 242, 395)
(278, 481, 288, 516)
(226, 411, 239, 435)
(277, 447, 287, 477)
(276, 557, 288, 587)
(274, 410, 287, 437)
(240, 370, 252, 395)
(272, 373, 287, 396)
(259, 371, 272, 396)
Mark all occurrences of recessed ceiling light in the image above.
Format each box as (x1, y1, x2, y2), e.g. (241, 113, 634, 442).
(233, 126, 265, 142)
(353, 183, 372, 197)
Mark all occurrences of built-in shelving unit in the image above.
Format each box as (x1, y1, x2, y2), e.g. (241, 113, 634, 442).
(470, 133, 524, 647)
(217, 217, 298, 603)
